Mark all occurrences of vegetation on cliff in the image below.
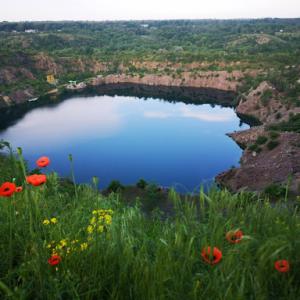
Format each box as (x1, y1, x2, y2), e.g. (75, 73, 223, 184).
(0, 19, 300, 106)
(0, 143, 300, 299)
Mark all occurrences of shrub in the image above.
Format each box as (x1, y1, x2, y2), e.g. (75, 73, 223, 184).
(267, 140, 279, 150)
(256, 135, 268, 145)
(263, 183, 286, 198)
(107, 180, 124, 193)
(136, 178, 148, 189)
(268, 114, 300, 133)
(248, 144, 258, 151)
(248, 143, 262, 153)
(261, 89, 273, 106)
(269, 131, 280, 139)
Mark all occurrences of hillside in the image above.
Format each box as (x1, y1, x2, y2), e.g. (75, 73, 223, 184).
(0, 147, 299, 299)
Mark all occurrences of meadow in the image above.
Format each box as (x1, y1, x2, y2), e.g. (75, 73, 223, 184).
(0, 142, 299, 299)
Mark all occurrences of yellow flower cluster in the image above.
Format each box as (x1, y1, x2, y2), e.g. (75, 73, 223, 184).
(47, 238, 89, 255)
(87, 209, 113, 235)
(43, 217, 58, 225)
(45, 209, 113, 257)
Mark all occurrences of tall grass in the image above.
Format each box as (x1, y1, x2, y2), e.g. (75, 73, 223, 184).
(0, 147, 299, 299)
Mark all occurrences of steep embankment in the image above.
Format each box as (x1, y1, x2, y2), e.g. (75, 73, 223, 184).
(216, 82, 300, 194)
(90, 71, 243, 91)
(0, 51, 249, 106)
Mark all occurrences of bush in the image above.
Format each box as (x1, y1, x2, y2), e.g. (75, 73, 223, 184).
(107, 180, 124, 193)
(268, 114, 300, 133)
(136, 178, 148, 189)
(248, 144, 262, 153)
(261, 89, 273, 106)
(256, 135, 268, 145)
(267, 140, 279, 150)
(269, 131, 280, 139)
(263, 183, 286, 198)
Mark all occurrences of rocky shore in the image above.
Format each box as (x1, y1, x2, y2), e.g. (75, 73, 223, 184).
(217, 82, 300, 194)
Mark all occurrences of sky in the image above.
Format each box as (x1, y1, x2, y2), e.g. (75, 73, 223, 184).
(1, 0, 299, 21)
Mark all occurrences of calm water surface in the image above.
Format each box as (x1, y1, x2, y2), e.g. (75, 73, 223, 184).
(0, 95, 248, 191)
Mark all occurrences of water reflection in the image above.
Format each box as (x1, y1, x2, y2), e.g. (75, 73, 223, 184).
(1, 97, 123, 149)
(180, 106, 236, 122)
(143, 105, 236, 122)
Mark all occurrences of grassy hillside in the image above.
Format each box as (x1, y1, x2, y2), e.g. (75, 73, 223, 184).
(0, 19, 300, 106)
(0, 144, 299, 299)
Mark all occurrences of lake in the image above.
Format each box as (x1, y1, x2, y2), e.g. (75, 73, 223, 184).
(0, 91, 248, 192)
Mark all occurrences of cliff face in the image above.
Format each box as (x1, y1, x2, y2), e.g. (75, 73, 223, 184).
(216, 130, 300, 193)
(91, 71, 243, 92)
(236, 81, 300, 124)
(0, 69, 244, 106)
(0, 50, 245, 106)
(216, 83, 300, 194)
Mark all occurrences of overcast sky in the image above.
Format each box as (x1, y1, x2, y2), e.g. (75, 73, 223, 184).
(1, 0, 299, 21)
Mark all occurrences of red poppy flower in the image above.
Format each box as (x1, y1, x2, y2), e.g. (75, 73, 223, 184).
(274, 260, 290, 273)
(226, 230, 243, 244)
(48, 254, 61, 266)
(36, 156, 50, 168)
(201, 246, 222, 265)
(26, 174, 47, 186)
(15, 186, 23, 193)
(0, 182, 16, 197)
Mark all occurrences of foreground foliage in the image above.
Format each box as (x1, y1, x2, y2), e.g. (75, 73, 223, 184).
(0, 150, 300, 299)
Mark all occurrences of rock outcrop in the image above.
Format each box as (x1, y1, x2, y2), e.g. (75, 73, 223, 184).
(216, 82, 300, 194)
(227, 126, 265, 149)
(236, 81, 300, 124)
(216, 130, 300, 193)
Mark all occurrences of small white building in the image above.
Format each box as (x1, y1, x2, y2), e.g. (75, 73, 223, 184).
(25, 29, 38, 33)
(66, 81, 87, 90)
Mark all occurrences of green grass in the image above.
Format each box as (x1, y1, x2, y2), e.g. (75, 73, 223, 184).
(0, 147, 300, 299)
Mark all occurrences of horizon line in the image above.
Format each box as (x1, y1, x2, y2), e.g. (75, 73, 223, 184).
(1, 17, 300, 23)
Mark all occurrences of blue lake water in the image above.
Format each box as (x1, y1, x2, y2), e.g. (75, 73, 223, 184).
(0, 94, 248, 191)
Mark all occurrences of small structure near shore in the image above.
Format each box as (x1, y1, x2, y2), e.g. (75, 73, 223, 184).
(66, 81, 87, 90)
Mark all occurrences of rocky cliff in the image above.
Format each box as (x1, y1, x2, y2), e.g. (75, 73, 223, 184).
(90, 71, 243, 92)
(216, 83, 300, 194)
(236, 81, 300, 124)
(216, 130, 300, 193)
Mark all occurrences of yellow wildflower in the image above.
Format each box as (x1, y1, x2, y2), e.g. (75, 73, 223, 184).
(90, 217, 96, 225)
(60, 239, 68, 247)
(87, 225, 94, 234)
(50, 217, 57, 224)
(97, 225, 104, 233)
(80, 243, 88, 251)
(43, 219, 50, 225)
(105, 214, 112, 225)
